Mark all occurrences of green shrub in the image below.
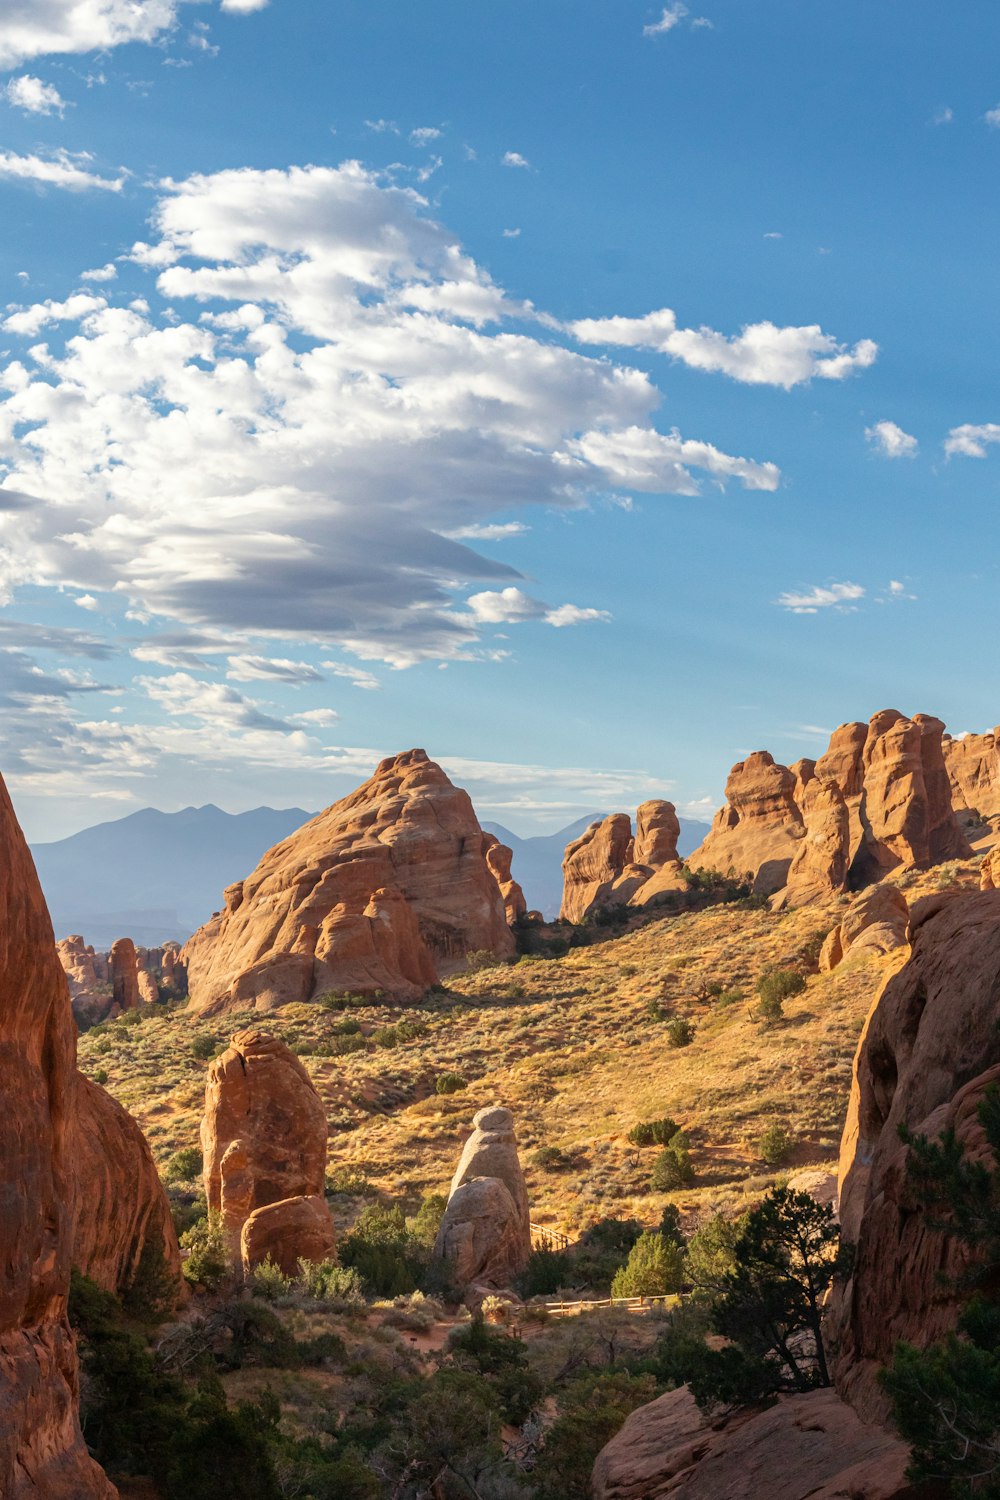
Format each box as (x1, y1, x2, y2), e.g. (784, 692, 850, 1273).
(714, 987, 744, 1008)
(757, 1122, 793, 1166)
(180, 1214, 228, 1290)
(248, 1257, 292, 1302)
(409, 1192, 448, 1248)
(93, 1067, 109, 1086)
(531, 1371, 656, 1500)
(464, 949, 501, 973)
(163, 1145, 203, 1183)
(435, 1071, 467, 1095)
(326, 1165, 377, 1197)
(317, 990, 369, 1011)
(297, 1259, 366, 1304)
(685, 1211, 745, 1293)
(447, 1317, 543, 1424)
(628, 1117, 681, 1148)
(755, 969, 805, 1025)
(340, 1204, 421, 1297)
(530, 1144, 574, 1170)
(651, 1135, 694, 1191)
(190, 1035, 217, 1061)
(515, 1246, 573, 1297)
(611, 1230, 684, 1297)
(665, 1017, 696, 1048)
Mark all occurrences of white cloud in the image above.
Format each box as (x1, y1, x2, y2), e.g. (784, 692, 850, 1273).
(932, 106, 953, 126)
(321, 662, 381, 690)
(364, 117, 399, 133)
(410, 126, 442, 145)
(763, 231, 783, 240)
(944, 423, 1000, 458)
(74, 593, 98, 610)
(643, 4, 688, 36)
(289, 706, 338, 727)
(225, 654, 323, 683)
(0, 149, 124, 193)
(776, 582, 865, 615)
(447, 522, 528, 541)
(882, 579, 916, 603)
(0, 160, 779, 690)
(502, 227, 521, 238)
(571, 308, 877, 389)
(544, 603, 610, 627)
(140, 670, 291, 731)
(865, 419, 918, 458)
(80, 263, 118, 283)
(985, 105, 1000, 128)
(0, 0, 268, 68)
(501, 151, 530, 169)
(4, 75, 66, 114)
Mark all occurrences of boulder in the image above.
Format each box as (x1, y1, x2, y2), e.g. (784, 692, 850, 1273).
(434, 1106, 531, 1288)
(109, 937, 140, 1012)
(481, 833, 527, 925)
(818, 885, 910, 972)
(184, 749, 513, 1012)
(0, 774, 116, 1498)
(241, 1194, 336, 1276)
(633, 800, 681, 868)
(688, 751, 805, 895)
(591, 1385, 913, 1500)
(980, 847, 1000, 890)
(201, 1029, 331, 1266)
(784, 1168, 839, 1211)
(831, 890, 1000, 1421)
(72, 1076, 182, 1300)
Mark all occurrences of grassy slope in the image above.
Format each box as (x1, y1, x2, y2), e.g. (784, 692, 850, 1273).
(79, 860, 979, 1238)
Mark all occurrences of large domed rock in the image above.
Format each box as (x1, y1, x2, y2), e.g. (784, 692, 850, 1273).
(831, 889, 1000, 1422)
(72, 1076, 182, 1300)
(688, 751, 805, 895)
(0, 775, 116, 1498)
(241, 1195, 337, 1276)
(433, 1106, 531, 1288)
(201, 1029, 334, 1271)
(183, 750, 514, 1013)
(818, 884, 910, 972)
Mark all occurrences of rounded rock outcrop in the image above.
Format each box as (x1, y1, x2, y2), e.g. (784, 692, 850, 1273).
(433, 1106, 531, 1289)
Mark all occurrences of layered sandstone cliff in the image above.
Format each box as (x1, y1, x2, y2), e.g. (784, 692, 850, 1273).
(183, 750, 516, 1013)
(0, 777, 116, 1498)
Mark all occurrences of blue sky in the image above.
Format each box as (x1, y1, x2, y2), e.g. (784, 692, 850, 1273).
(2, 0, 1000, 841)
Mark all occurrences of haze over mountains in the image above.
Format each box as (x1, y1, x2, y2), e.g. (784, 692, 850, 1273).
(30, 803, 714, 946)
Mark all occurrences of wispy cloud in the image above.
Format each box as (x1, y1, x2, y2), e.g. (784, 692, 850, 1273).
(0, 149, 124, 193)
(643, 4, 688, 36)
(931, 106, 953, 126)
(501, 150, 531, 169)
(865, 419, 918, 458)
(776, 582, 865, 614)
(985, 105, 1000, 128)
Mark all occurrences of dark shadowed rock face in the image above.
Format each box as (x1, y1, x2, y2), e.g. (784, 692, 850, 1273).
(183, 750, 514, 1013)
(0, 773, 116, 1499)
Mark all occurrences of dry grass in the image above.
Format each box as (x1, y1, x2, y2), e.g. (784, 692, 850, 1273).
(78, 858, 981, 1238)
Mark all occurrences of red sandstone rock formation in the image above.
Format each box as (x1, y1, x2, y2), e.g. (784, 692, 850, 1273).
(72, 1076, 182, 1299)
(777, 769, 850, 908)
(433, 1106, 531, 1288)
(0, 777, 115, 1499)
(241, 1195, 336, 1276)
(184, 750, 513, 1013)
(944, 727, 1000, 822)
(831, 889, 1000, 1422)
(560, 801, 685, 921)
(481, 833, 527, 925)
(591, 1385, 911, 1500)
(688, 751, 805, 895)
(818, 884, 910, 972)
(201, 1029, 334, 1273)
(109, 937, 140, 1012)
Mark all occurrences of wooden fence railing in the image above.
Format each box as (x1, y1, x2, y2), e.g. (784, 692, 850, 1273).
(529, 1222, 571, 1250)
(543, 1293, 680, 1316)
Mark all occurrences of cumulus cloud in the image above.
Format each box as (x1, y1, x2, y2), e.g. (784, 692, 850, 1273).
(289, 706, 338, 727)
(0, 149, 124, 192)
(501, 151, 531, 168)
(410, 126, 442, 145)
(81, 263, 118, 282)
(140, 671, 291, 731)
(4, 75, 66, 113)
(0, 160, 779, 686)
(544, 603, 610, 627)
(74, 593, 98, 610)
(776, 582, 866, 614)
(571, 309, 877, 388)
(643, 4, 687, 36)
(944, 423, 1000, 458)
(0, 0, 268, 68)
(985, 105, 1000, 128)
(865, 419, 918, 458)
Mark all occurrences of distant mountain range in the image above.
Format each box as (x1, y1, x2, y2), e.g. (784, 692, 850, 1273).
(482, 813, 712, 919)
(30, 802, 713, 947)
(31, 805, 313, 948)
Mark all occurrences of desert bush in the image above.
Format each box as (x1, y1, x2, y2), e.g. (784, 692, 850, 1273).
(317, 990, 370, 1011)
(326, 1165, 376, 1196)
(755, 969, 805, 1026)
(627, 1117, 681, 1148)
(651, 1135, 694, 1191)
(757, 1122, 793, 1166)
(190, 1035, 217, 1061)
(435, 1071, 467, 1094)
(447, 1316, 543, 1425)
(665, 1017, 696, 1048)
(163, 1145, 203, 1183)
(409, 1191, 448, 1248)
(530, 1144, 574, 1171)
(93, 1067, 109, 1085)
(180, 1214, 228, 1290)
(297, 1258, 366, 1304)
(531, 1371, 657, 1500)
(248, 1256, 292, 1302)
(339, 1204, 421, 1297)
(516, 1246, 574, 1298)
(464, 949, 501, 973)
(611, 1230, 684, 1298)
